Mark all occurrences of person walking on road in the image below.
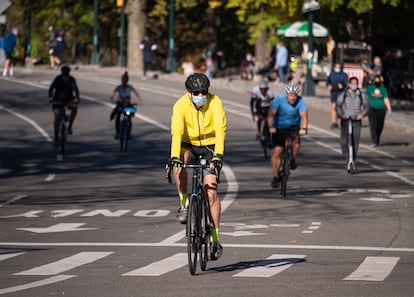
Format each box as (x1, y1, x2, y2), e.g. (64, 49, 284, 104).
(336, 77, 369, 166)
(2, 26, 18, 77)
(139, 35, 157, 79)
(326, 62, 348, 129)
(169, 73, 226, 260)
(366, 75, 392, 147)
(48, 25, 58, 69)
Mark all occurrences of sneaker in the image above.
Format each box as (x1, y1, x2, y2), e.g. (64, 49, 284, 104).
(114, 133, 119, 140)
(176, 206, 188, 224)
(67, 127, 73, 135)
(290, 159, 298, 170)
(271, 176, 280, 188)
(330, 123, 339, 129)
(210, 242, 223, 260)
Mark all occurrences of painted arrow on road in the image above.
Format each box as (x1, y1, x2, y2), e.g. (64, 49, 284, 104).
(17, 223, 98, 234)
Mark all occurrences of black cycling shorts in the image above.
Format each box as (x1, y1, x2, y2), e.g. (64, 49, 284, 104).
(181, 142, 216, 176)
(269, 127, 299, 148)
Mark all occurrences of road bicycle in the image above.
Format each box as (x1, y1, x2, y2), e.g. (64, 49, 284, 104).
(119, 104, 137, 152)
(50, 101, 69, 161)
(346, 117, 357, 174)
(251, 99, 271, 158)
(275, 127, 299, 197)
(258, 117, 270, 158)
(166, 158, 219, 275)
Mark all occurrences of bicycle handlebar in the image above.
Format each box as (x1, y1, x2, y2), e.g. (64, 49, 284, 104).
(165, 160, 221, 184)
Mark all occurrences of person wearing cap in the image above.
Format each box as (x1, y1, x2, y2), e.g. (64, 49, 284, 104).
(48, 65, 80, 146)
(2, 26, 18, 77)
(267, 82, 308, 188)
(169, 72, 226, 260)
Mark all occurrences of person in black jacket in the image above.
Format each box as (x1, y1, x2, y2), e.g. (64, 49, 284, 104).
(48, 65, 80, 146)
(326, 63, 348, 129)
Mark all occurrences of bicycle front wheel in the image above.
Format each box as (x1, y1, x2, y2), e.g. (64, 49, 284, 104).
(280, 155, 289, 197)
(199, 194, 210, 271)
(187, 194, 199, 275)
(119, 120, 129, 151)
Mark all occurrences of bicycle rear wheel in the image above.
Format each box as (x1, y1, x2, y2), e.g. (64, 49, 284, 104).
(199, 194, 210, 271)
(187, 194, 199, 275)
(60, 121, 66, 155)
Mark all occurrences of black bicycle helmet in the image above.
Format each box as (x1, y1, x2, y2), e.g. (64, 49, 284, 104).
(185, 73, 210, 92)
(61, 65, 71, 75)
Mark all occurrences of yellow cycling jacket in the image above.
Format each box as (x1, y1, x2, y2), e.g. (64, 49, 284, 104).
(170, 93, 226, 158)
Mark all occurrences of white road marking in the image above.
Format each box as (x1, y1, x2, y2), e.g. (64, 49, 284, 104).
(80, 209, 131, 217)
(17, 223, 98, 234)
(343, 256, 400, 281)
(0, 252, 26, 261)
(1, 241, 413, 253)
(221, 230, 266, 237)
(0, 275, 76, 295)
(44, 174, 55, 181)
(122, 253, 187, 276)
(14, 251, 113, 275)
(0, 210, 43, 218)
(0, 195, 27, 208)
(270, 223, 301, 228)
(0, 105, 52, 142)
(234, 254, 306, 278)
(360, 197, 394, 202)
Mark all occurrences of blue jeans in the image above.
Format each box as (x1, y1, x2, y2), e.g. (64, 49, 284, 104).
(278, 66, 287, 84)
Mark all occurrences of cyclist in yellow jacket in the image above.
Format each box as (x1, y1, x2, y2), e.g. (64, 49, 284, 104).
(170, 72, 226, 259)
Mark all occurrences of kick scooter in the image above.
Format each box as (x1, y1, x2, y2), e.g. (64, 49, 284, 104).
(347, 117, 356, 174)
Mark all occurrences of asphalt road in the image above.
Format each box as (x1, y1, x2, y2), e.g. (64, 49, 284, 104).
(0, 67, 413, 297)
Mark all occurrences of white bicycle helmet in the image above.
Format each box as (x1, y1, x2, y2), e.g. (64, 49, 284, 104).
(284, 82, 300, 95)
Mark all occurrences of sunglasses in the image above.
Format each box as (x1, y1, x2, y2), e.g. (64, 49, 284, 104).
(193, 90, 208, 96)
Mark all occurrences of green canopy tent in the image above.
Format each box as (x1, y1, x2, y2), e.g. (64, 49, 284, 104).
(277, 21, 328, 38)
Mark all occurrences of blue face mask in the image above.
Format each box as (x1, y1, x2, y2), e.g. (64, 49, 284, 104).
(191, 95, 207, 107)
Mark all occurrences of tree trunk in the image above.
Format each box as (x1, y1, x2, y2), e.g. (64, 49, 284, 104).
(126, 0, 146, 70)
(255, 30, 269, 71)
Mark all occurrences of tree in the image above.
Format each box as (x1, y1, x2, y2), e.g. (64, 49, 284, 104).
(126, 0, 146, 69)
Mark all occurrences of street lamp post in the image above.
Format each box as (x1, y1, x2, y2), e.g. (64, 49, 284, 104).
(301, 0, 320, 96)
(166, 0, 176, 73)
(90, 0, 100, 65)
(118, 1, 126, 67)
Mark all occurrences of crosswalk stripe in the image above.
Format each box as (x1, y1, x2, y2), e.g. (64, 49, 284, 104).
(0, 275, 76, 295)
(122, 253, 187, 276)
(233, 254, 306, 278)
(343, 256, 400, 281)
(0, 252, 26, 261)
(14, 252, 113, 276)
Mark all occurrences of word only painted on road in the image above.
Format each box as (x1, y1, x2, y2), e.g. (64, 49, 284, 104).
(0, 209, 171, 219)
